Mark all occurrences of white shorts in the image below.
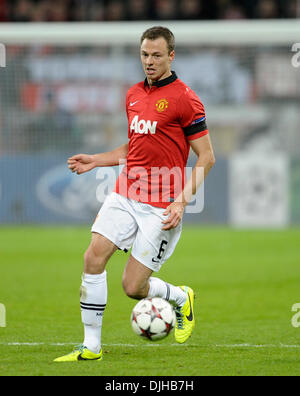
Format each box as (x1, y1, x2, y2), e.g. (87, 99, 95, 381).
(91, 192, 182, 272)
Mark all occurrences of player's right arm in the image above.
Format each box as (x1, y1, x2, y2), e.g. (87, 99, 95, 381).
(68, 143, 128, 175)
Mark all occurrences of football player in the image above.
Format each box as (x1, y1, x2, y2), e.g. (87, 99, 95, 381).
(54, 26, 215, 362)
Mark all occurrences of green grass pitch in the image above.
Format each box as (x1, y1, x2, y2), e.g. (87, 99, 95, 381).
(0, 226, 300, 376)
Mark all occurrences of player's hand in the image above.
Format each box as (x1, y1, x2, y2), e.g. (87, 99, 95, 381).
(162, 202, 185, 230)
(67, 154, 96, 175)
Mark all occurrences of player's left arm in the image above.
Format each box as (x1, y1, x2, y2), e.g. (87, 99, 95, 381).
(182, 133, 215, 200)
(162, 134, 215, 230)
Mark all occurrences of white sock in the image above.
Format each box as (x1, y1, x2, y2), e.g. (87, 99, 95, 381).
(83, 324, 102, 355)
(80, 271, 107, 354)
(147, 277, 187, 307)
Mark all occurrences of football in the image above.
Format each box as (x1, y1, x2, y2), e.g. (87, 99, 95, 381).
(131, 297, 176, 341)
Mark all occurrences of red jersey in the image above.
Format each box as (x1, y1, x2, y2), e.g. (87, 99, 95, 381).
(114, 71, 209, 208)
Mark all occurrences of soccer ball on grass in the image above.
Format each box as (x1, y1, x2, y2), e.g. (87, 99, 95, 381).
(131, 297, 176, 341)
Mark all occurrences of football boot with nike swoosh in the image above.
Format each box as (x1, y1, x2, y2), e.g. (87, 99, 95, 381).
(174, 286, 195, 344)
(53, 344, 103, 362)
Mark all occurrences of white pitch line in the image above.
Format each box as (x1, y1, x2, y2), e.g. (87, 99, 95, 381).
(215, 343, 300, 349)
(0, 342, 299, 348)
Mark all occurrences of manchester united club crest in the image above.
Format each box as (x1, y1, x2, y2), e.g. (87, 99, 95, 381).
(156, 99, 169, 113)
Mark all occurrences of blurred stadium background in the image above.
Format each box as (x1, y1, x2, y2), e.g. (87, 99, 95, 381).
(0, 0, 300, 228)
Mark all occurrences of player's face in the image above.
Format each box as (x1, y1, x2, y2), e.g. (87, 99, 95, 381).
(140, 37, 175, 83)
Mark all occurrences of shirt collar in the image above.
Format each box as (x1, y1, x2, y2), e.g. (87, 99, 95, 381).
(144, 71, 178, 88)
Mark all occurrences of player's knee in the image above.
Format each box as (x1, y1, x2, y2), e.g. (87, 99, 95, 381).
(84, 246, 105, 274)
(83, 248, 96, 273)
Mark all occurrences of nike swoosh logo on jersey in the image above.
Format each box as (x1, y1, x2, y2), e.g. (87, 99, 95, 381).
(186, 294, 193, 321)
(129, 101, 139, 106)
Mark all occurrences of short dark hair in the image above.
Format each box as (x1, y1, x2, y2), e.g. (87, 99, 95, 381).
(140, 26, 175, 54)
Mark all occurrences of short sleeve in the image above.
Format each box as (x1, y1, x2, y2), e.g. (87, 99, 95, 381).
(178, 88, 209, 141)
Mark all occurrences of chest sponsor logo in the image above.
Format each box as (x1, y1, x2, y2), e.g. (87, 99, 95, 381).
(130, 115, 158, 135)
(156, 98, 168, 113)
